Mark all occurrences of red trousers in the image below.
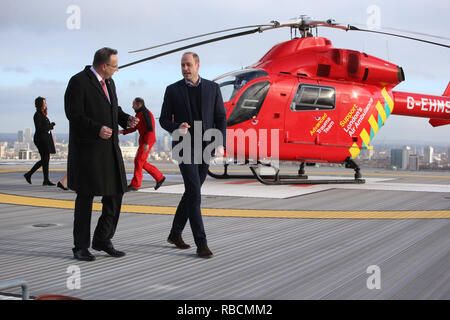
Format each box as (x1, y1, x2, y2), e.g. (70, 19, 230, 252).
(130, 143, 164, 188)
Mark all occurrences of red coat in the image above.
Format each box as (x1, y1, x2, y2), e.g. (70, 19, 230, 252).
(123, 106, 156, 145)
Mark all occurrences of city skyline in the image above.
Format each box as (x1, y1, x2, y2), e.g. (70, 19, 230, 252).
(1, 128, 449, 172)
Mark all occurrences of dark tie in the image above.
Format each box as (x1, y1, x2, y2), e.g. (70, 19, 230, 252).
(100, 80, 110, 103)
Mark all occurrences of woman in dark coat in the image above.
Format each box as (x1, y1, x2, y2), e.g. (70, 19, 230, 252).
(24, 96, 56, 185)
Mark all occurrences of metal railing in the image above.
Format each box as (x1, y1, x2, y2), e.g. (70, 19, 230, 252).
(0, 279, 29, 300)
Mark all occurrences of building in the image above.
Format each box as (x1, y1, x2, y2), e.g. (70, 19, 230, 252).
(0, 142, 7, 158)
(424, 146, 434, 164)
(408, 154, 419, 171)
(402, 146, 411, 170)
(391, 149, 403, 169)
(163, 134, 171, 152)
(134, 132, 138, 147)
(358, 148, 374, 160)
(17, 130, 24, 143)
(18, 149, 33, 160)
(14, 141, 30, 153)
(24, 128, 32, 145)
(448, 147, 450, 165)
(120, 146, 139, 159)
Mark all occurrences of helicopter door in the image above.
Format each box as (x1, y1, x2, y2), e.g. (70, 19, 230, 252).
(284, 81, 336, 161)
(226, 81, 271, 127)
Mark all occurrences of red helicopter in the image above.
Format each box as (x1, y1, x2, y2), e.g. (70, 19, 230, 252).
(120, 16, 450, 185)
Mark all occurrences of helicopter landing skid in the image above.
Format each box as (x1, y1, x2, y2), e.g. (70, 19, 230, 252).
(249, 158, 365, 185)
(249, 166, 365, 185)
(207, 163, 303, 180)
(208, 159, 365, 185)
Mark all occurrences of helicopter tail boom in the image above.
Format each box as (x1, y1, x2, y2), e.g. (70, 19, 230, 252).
(392, 90, 450, 123)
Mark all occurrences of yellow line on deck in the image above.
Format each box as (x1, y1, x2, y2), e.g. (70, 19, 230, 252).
(0, 193, 449, 219)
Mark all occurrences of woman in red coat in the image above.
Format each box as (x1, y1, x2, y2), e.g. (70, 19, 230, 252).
(24, 96, 56, 185)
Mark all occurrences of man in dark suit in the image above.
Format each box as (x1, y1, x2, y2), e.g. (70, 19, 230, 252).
(160, 52, 227, 258)
(64, 47, 139, 261)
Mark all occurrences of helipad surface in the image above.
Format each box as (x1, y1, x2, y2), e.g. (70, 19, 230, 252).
(0, 161, 448, 299)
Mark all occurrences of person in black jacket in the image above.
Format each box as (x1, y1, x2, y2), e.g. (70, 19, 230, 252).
(160, 52, 226, 258)
(64, 47, 139, 261)
(24, 96, 56, 186)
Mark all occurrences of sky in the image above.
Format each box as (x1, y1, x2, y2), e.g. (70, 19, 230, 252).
(0, 0, 449, 145)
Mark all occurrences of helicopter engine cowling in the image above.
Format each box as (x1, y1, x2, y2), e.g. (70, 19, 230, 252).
(339, 50, 405, 88)
(253, 37, 404, 88)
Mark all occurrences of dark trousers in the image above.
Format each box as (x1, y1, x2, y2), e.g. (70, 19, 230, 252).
(73, 193, 123, 249)
(27, 149, 50, 182)
(170, 162, 209, 247)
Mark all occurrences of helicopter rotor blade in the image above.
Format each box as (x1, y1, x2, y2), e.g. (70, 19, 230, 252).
(120, 15, 449, 69)
(128, 24, 276, 53)
(347, 25, 450, 48)
(294, 17, 450, 48)
(120, 27, 265, 69)
(348, 23, 450, 41)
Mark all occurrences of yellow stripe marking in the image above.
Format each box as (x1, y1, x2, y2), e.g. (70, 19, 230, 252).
(1, 193, 448, 219)
(349, 143, 361, 159)
(360, 128, 371, 146)
(381, 87, 394, 112)
(368, 115, 379, 135)
(375, 101, 387, 124)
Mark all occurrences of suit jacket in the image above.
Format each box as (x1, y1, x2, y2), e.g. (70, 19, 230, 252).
(64, 66, 130, 196)
(123, 106, 156, 146)
(159, 78, 227, 150)
(33, 111, 56, 154)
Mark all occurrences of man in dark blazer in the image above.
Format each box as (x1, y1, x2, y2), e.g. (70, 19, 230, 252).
(64, 47, 139, 261)
(160, 52, 226, 258)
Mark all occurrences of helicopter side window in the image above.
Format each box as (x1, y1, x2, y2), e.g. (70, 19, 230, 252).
(226, 81, 270, 127)
(291, 84, 336, 111)
(214, 69, 269, 102)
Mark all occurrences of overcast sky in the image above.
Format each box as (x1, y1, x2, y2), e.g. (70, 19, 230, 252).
(0, 0, 449, 145)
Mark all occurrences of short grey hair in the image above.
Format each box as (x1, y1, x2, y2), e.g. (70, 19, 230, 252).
(93, 47, 118, 67)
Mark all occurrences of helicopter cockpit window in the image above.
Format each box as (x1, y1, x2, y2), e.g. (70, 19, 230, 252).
(226, 81, 270, 127)
(290, 84, 336, 111)
(214, 69, 269, 102)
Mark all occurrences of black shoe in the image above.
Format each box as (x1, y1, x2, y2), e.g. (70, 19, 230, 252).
(126, 185, 138, 192)
(197, 245, 213, 259)
(43, 181, 56, 186)
(167, 234, 191, 249)
(92, 243, 126, 257)
(24, 173, 32, 184)
(72, 248, 96, 261)
(57, 181, 69, 191)
(154, 176, 166, 190)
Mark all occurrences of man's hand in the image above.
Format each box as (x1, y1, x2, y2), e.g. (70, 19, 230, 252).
(127, 116, 139, 128)
(144, 144, 149, 152)
(178, 122, 191, 135)
(99, 126, 113, 139)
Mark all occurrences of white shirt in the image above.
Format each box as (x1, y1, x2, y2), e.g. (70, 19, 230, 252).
(90, 66, 104, 82)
